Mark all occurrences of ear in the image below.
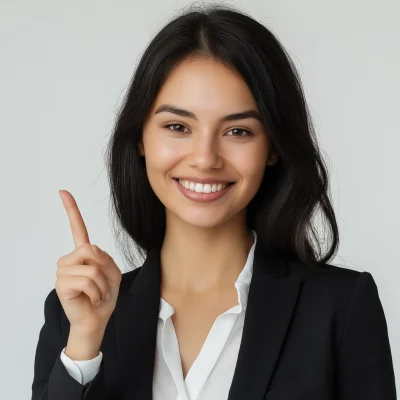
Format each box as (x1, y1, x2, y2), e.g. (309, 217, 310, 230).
(137, 140, 145, 157)
(266, 151, 279, 166)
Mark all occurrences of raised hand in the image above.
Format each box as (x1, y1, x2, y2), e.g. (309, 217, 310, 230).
(56, 190, 122, 358)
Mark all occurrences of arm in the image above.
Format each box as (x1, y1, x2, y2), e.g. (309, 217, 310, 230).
(31, 289, 106, 400)
(336, 272, 397, 399)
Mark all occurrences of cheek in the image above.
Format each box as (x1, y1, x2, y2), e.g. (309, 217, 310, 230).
(143, 132, 180, 174)
(232, 144, 268, 181)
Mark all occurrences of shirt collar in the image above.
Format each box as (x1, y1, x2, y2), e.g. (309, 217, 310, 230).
(159, 229, 257, 321)
(234, 229, 257, 312)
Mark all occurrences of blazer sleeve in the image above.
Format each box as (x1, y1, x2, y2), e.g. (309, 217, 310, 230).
(31, 288, 107, 400)
(336, 271, 397, 399)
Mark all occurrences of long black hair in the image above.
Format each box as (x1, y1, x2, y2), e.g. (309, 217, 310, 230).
(104, 3, 339, 270)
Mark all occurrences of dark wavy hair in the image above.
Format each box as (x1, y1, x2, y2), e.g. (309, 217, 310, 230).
(104, 3, 339, 271)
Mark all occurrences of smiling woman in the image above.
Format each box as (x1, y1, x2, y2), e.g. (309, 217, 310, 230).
(32, 2, 396, 400)
(137, 56, 277, 233)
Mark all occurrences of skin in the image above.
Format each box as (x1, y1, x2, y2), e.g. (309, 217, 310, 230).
(139, 56, 279, 377)
(57, 190, 122, 360)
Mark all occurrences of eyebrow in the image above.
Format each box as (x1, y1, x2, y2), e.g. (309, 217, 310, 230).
(154, 104, 263, 123)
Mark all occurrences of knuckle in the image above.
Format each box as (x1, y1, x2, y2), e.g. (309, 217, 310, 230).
(100, 250, 112, 262)
(56, 256, 64, 268)
(82, 277, 92, 288)
(77, 256, 86, 265)
(55, 279, 62, 291)
(87, 264, 101, 278)
(112, 267, 122, 283)
(74, 248, 87, 265)
(81, 243, 93, 252)
(91, 244, 102, 254)
(56, 265, 67, 274)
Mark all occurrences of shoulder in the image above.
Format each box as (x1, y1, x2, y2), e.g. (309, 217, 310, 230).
(287, 258, 366, 289)
(288, 256, 377, 286)
(286, 258, 382, 313)
(287, 257, 362, 278)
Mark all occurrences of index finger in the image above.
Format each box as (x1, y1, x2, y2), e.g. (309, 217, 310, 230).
(59, 190, 90, 249)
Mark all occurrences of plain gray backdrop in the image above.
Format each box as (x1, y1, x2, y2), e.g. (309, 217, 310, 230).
(0, 0, 398, 398)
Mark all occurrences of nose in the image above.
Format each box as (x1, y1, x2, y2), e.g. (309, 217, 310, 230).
(187, 133, 223, 170)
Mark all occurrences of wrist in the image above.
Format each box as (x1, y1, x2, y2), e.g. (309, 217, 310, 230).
(65, 326, 105, 360)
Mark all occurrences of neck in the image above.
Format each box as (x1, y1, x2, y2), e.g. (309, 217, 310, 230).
(160, 217, 254, 295)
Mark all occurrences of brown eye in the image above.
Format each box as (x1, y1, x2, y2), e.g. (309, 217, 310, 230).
(163, 123, 189, 133)
(226, 128, 253, 138)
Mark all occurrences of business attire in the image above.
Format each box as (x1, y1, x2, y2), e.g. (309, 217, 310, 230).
(31, 229, 397, 399)
(59, 229, 258, 399)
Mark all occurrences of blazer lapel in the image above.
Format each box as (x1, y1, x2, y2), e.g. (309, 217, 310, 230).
(114, 239, 302, 400)
(114, 246, 161, 400)
(227, 242, 302, 400)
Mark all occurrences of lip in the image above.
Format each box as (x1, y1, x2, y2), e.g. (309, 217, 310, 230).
(173, 176, 234, 184)
(173, 178, 235, 203)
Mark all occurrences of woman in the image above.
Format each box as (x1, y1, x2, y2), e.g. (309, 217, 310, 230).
(31, 4, 397, 400)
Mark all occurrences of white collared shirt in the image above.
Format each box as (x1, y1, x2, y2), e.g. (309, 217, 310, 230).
(60, 230, 257, 400)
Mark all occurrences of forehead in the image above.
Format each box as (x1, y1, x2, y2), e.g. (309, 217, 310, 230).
(150, 57, 259, 118)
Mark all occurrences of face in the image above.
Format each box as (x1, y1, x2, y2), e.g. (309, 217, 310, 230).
(139, 57, 278, 229)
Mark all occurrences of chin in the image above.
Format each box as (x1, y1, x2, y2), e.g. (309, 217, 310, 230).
(168, 208, 232, 229)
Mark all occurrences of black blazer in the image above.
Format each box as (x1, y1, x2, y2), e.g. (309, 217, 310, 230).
(31, 239, 397, 400)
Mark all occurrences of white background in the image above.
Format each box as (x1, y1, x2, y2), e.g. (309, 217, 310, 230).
(0, 0, 398, 398)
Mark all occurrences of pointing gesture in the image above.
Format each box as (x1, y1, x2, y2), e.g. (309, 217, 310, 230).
(59, 189, 90, 248)
(55, 190, 122, 356)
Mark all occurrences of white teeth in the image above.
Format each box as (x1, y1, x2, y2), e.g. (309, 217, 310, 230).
(178, 179, 229, 193)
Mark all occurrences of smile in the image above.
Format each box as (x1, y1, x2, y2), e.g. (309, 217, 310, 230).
(176, 178, 234, 193)
(173, 178, 235, 203)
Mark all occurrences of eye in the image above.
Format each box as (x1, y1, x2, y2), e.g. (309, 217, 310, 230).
(162, 123, 254, 138)
(226, 128, 254, 138)
(163, 123, 189, 134)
